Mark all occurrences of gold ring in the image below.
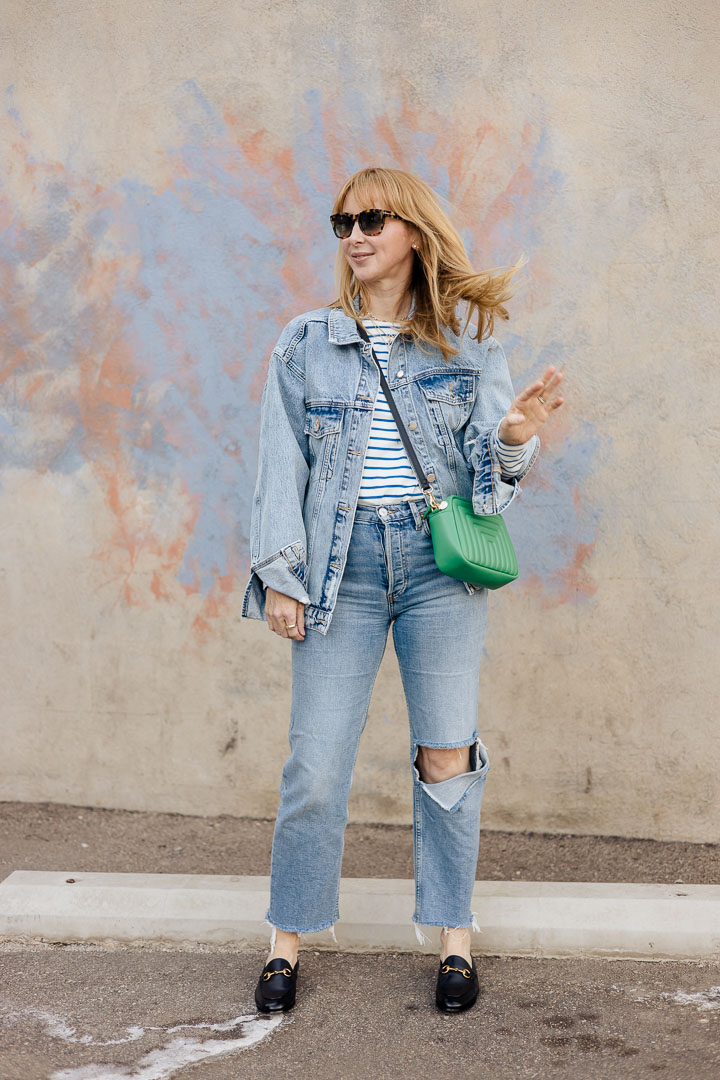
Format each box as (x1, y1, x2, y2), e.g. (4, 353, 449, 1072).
(286, 622, 296, 629)
(537, 394, 546, 404)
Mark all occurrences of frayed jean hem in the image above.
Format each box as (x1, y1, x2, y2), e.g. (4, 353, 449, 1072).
(412, 912, 482, 944)
(265, 912, 339, 937)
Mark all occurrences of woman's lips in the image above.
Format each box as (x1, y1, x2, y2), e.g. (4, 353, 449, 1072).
(351, 253, 373, 261)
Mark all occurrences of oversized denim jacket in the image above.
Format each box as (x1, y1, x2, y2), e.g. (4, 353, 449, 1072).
(241, 295, 540, 635)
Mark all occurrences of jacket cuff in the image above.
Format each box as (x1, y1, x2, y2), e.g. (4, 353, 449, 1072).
(471, 429, 523, 516)
(492, 421, 540, 477)
(241, 541, 311, 620)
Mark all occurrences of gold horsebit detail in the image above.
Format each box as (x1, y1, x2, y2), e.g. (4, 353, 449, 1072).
(440, 964, 472, 978)
(263, 966, 293, 980)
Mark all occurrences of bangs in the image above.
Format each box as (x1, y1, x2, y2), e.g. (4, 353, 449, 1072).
(342, 176, 399, 215)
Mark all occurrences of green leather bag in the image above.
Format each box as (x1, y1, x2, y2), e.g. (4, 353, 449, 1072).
(355, 319, 519, 591)
(420, 495, 519, 589)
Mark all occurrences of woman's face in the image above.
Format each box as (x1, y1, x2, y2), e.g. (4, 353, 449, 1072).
(340, 191, 417, 287)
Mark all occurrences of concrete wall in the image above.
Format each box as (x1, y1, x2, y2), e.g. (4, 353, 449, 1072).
(1, 1, 718, 842)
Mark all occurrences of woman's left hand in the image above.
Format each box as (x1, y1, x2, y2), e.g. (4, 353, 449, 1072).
(497, 365, 565, 445)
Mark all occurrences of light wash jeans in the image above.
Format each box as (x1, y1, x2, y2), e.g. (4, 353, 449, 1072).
(265, 494, 491, 942)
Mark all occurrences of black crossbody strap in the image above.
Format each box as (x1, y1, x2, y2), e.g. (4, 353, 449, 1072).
(354, 320, 436, 507)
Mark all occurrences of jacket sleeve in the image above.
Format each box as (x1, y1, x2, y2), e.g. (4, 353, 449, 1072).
(241, 331, 312, 621)
(462, 337, 541, 515)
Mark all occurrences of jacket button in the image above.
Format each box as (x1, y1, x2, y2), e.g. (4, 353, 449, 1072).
(314, 417, 320, 430)
(427, 473, 435, 482)
(408, 421, 417, 430)
(397, 368, 404, 377)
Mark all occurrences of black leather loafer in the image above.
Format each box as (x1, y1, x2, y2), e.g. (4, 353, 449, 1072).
(435, 953, 479, 1013)
(254, 956, 299, 1013)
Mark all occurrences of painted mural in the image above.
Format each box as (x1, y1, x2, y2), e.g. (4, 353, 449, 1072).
(1, 77, 607, 628)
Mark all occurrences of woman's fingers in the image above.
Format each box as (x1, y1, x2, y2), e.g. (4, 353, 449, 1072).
(518, 368, 564, 406)
(295, 602, 306, 638)
(265, 590, 305, 640)
(281, 601, 305, 640)
(538, 365, 564, 399)
(543, 372, 564, 396)
(517, 378, 544, 401)
(271, 614, 300, 638)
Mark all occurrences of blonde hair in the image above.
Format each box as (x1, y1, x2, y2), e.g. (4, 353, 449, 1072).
(329, 167, 527, 364)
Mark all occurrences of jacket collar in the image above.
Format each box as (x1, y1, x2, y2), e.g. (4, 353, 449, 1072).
(327, 291, 416, 344)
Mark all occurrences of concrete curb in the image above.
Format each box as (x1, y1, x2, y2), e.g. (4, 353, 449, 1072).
(1, 872, 719, 960)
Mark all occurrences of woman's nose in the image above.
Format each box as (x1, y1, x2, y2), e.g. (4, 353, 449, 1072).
(349, 219, 367, 243)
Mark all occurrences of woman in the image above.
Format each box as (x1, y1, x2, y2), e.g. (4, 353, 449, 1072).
(242, 167, 564, 1013)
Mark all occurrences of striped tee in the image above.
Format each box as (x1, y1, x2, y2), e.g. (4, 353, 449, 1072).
(356, 319, 538, 505)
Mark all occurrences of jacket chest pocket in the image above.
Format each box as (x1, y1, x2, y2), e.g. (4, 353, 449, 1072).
(304, 405, 343, 481)
(417, 372, 477, 435)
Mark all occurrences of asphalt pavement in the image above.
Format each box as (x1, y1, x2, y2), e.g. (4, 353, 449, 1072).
(1, 801, 718, 1079)
(1, 943, 719, 1079)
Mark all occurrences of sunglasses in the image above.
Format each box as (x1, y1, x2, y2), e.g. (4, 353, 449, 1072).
(330, 208, 405, 239)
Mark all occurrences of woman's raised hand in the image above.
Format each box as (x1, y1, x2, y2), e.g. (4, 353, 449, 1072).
(265, 587, 306, 640)
(497, 365, 565, 445)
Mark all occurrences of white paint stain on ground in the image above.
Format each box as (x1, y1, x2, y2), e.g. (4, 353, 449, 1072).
(661, 986, 720, 1012)
(0, 1006, 283, 1079)
(612, 983, 720, 1014)
(1, 1006, 146, 1046)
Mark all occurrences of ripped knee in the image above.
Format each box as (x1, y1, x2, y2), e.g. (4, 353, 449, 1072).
(415, 743, 472, 785)
(412, 736, 490, 813)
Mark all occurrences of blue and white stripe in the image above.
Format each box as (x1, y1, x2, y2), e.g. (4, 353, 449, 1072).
(493, 425, 539, 477)
(357, 320, 425, 504)
(357, 318, 537, 505)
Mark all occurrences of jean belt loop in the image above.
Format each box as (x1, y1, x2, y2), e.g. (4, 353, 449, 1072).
(408, 497, 423, 530)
